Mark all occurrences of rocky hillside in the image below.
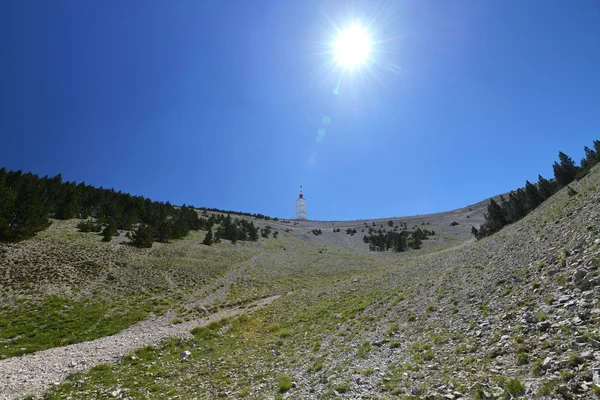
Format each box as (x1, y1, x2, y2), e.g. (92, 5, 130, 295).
(0, 166, 599, 399)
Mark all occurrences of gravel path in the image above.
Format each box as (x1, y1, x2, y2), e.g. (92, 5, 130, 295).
(0, 295, 280, 400)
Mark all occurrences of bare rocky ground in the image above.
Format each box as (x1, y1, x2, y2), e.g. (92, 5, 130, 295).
(0, 167, 599, 399)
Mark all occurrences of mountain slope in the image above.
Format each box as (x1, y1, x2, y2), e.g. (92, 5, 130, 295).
(1, 167, 599, 399)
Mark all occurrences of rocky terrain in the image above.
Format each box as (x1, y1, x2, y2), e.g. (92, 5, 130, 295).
(0, 166, 599, 399)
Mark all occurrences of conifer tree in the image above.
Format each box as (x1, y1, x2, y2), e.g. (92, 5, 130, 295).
(524, 180, 542, 211)
(486, 198, 507, 231)
(102, 222, 117, 242)
(248, 222, 258, 241)
(580, 146, 597, 170)
(156, 220, 173, 242)
(55, 186, 80, 220)
(131, 224, 153, 248)
(500, 195, 511, 221)
(203, 228, 213, 246)
(537, 174, 556, 201)
(553, 151, 578, 187)
(11, 174, 51, 241)
(0, 186, 16, 241)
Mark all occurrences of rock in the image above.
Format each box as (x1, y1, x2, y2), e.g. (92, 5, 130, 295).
(558, 295, 573, 304)
(577, 308, 591, 320)
(180, 350, 192, 362)
(564, 300, 577, 308)
(589, 277, 600, 287)
(523, 312, 537, 324)
(573, 268, 589, 284)
(540, 305, 553, 314)
(537, 321, 551, 331)
(542, 356, 554, 370)
(579, 299, 593, 308)
(581, 350, 595, 360)
(556, 384, 572, 398)
(582, 290, 594, 299)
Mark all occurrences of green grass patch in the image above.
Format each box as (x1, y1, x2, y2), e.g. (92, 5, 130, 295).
(278, 375, 293, 393)
(0, 295, 154, 358)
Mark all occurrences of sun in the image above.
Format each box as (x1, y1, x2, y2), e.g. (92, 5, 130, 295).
(334, 25, 371, 68)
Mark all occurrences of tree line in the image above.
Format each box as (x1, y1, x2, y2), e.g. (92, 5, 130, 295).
(0, 168, 266, 247)
(473, 140, 599, 240)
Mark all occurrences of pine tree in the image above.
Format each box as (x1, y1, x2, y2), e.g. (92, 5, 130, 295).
(409, 230, 422, 249)
(486, 198, 507, 231)
(537, 174, 556, 201)
(524, 180, 542, 211)
(55, 186, 80, 220)
(594, 140, 600, 158)
(553, 151, 578, 187)
(248, 222, 258, 241)
(0, 186, 16, 241)
(500, 195, 511, 222)
(131, 224, 153, 248)
(156, 220, 173, 242)
(515, 189, 529, 217)
(581, 146, 597, 170)
(203, 228, 213, 246)
(102, 222, 117, 242)
(11, 175, 51, 241)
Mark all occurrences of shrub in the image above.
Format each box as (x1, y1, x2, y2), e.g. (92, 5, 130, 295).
(531, 359, 543, 376)
(504, 378, 525, 398)
(334, 383, 348, 393)
(538, 379, 558, 395)
(566, 353, 583, 368)
(516, 351, 529, 365)
(77, 220, 101, 233)
(278, 375, 293, 393)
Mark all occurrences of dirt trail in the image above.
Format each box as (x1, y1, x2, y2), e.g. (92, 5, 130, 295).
(0, 295, 280, 400)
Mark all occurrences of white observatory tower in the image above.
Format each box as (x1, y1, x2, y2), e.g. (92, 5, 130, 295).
(296, 185, 306, 220)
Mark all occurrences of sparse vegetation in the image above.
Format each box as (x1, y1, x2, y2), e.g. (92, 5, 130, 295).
(2, 140, 600, 400)
(278, 375, 293, 393)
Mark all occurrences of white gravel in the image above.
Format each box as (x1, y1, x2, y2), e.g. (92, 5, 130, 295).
(0, 295, 279, 400)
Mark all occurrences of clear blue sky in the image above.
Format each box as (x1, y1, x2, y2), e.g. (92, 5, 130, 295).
(1, 1, 599, 220)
